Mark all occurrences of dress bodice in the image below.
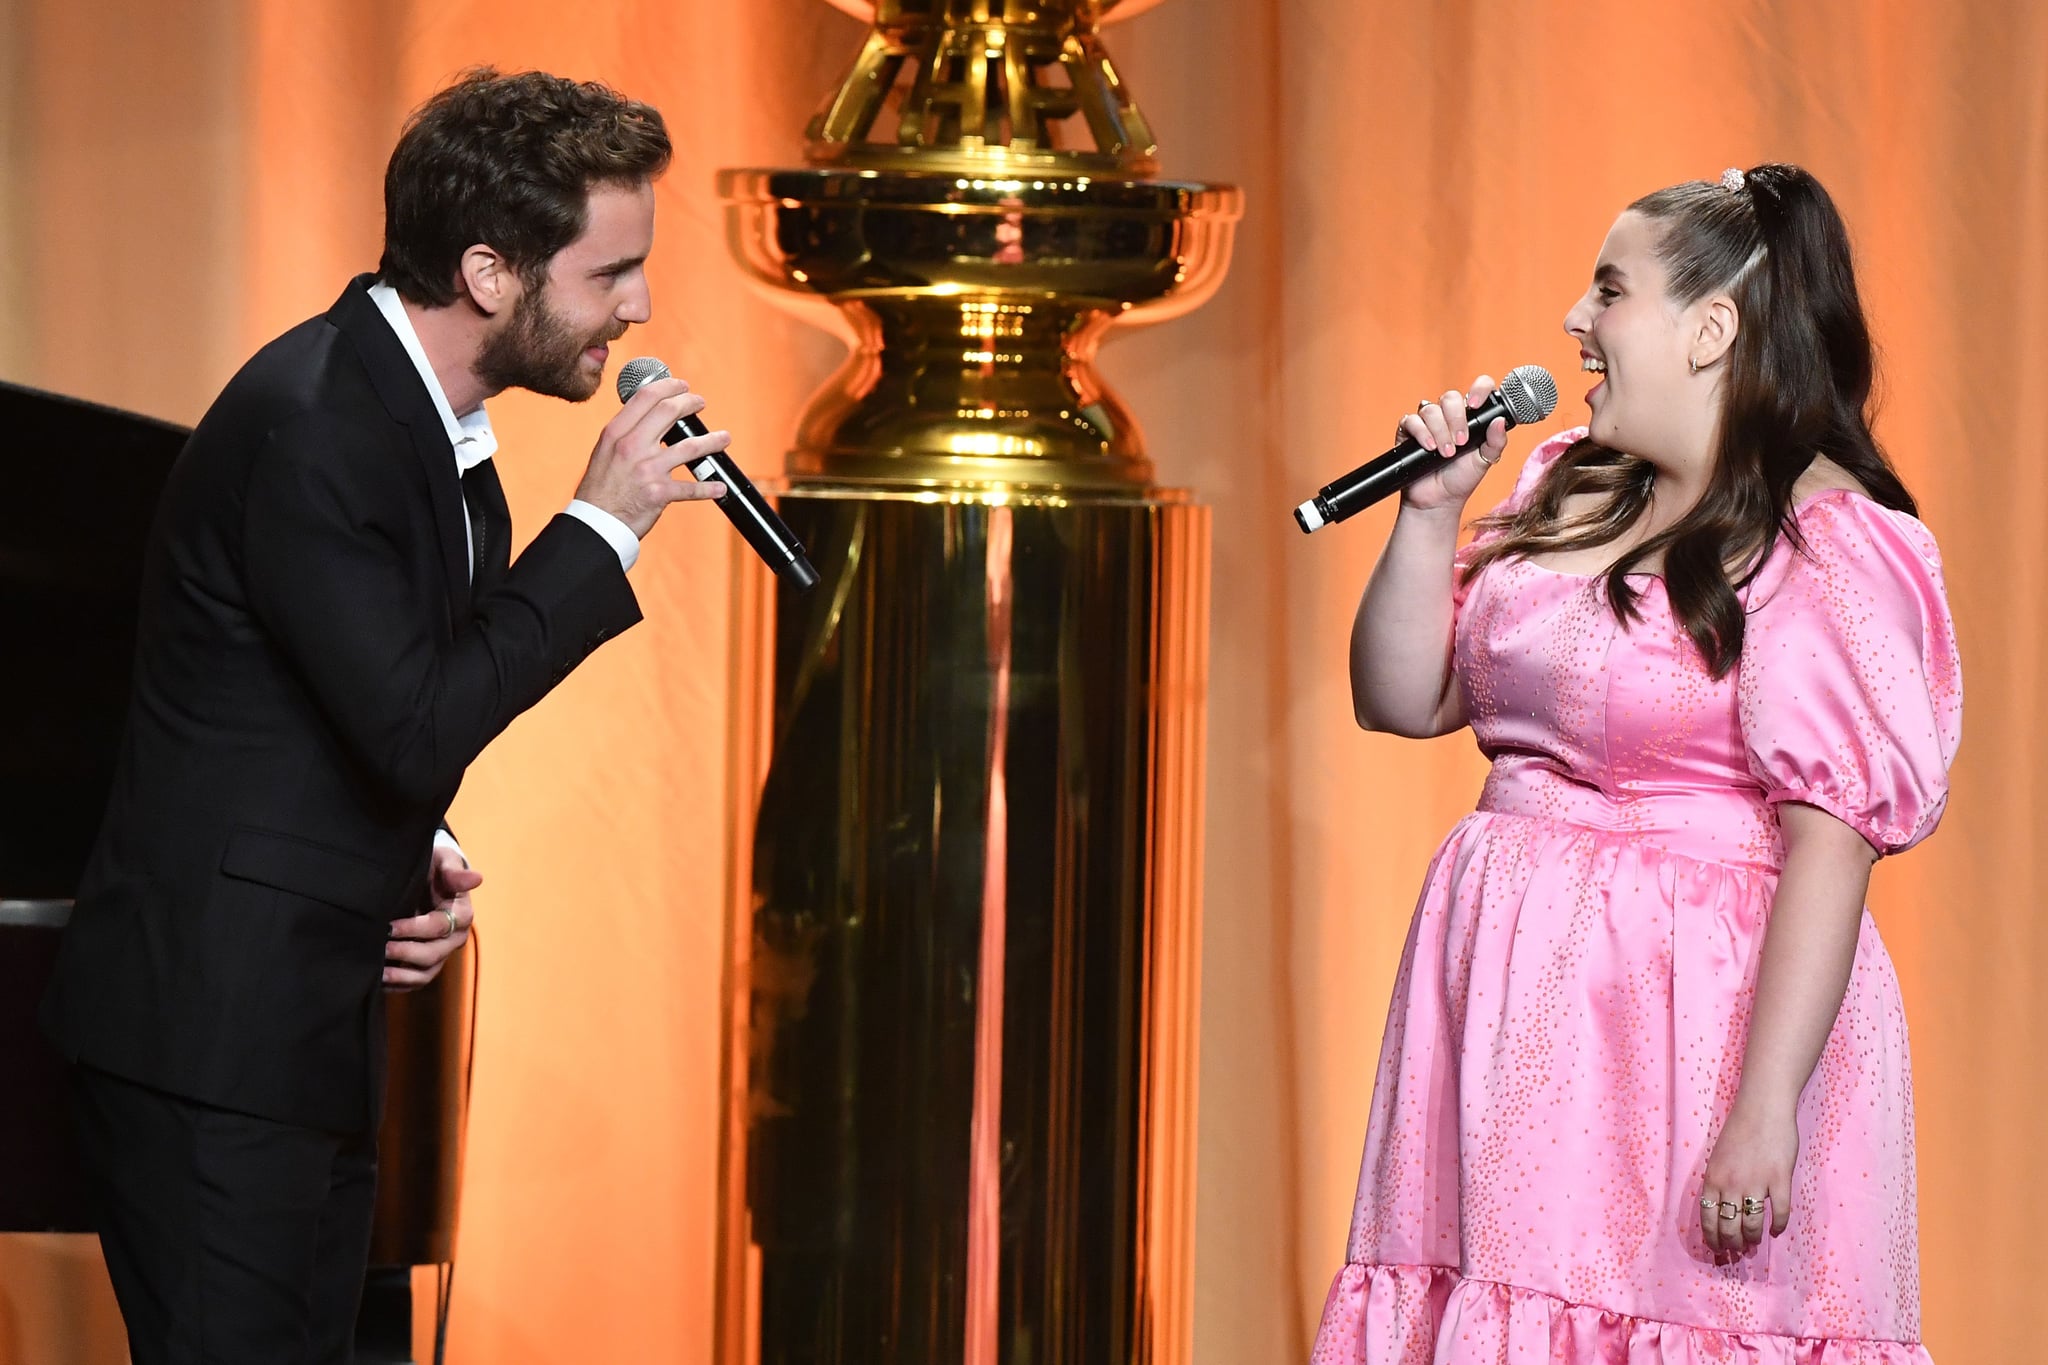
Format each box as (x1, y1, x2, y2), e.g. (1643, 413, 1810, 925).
(1450, 430, 1962, 871)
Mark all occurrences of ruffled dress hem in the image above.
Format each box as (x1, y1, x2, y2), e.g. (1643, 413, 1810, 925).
(1313, 1261, 1932, 1364)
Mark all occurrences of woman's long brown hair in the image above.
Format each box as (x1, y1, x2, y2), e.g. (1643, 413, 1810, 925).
(1462, 164, 1916, 677)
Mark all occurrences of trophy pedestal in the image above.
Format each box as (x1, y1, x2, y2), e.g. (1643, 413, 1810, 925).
(718, 5, 1236, 1359)
(725, 490, 1206, 1363)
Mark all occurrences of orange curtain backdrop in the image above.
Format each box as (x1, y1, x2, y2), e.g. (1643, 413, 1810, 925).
(0, 2, 2042, 1363)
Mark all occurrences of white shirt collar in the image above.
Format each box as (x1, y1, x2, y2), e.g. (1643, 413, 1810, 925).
(366, 280, 498, 475)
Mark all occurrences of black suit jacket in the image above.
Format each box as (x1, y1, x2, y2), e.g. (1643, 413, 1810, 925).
(42, 275, 641, 1132)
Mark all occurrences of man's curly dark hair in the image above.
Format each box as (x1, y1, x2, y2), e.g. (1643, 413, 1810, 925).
(378, 68, 672, 307)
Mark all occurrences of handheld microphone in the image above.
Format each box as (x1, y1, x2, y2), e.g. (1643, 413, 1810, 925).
(617, 357, 820, 591)
(1293, 365, 1559, 533)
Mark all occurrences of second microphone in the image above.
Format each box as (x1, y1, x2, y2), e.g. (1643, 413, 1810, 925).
(617, 357, 821, 591)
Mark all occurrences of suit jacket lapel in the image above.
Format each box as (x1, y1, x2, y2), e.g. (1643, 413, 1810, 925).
(465, 459, 512, 595)
(414, 425, 472, 625)
(327, 275, 470, 627)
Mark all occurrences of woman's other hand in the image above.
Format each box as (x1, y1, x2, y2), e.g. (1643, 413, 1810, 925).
(1699, 1096, 1798, 1257)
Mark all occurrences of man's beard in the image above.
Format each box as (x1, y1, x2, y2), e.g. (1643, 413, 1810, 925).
(474, 284, 618, 402)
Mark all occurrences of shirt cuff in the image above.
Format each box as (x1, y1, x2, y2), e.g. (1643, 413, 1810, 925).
(565, 499, 642, 573)
(432, 828, 467, 866)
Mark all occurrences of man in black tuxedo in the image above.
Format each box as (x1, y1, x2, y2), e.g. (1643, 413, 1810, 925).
(40, 69, 728, 1362)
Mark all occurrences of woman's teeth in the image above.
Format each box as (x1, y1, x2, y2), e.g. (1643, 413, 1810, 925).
(1581, 358, 1607, 373)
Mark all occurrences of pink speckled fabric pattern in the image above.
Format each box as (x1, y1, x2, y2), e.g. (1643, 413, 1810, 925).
(1311, 430, 1963, 1364)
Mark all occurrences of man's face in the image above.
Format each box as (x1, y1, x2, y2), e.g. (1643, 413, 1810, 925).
(475, 179, 657, 402)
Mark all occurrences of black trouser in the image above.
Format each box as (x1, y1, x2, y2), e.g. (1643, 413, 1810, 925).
(68, 1064, 377, 1365)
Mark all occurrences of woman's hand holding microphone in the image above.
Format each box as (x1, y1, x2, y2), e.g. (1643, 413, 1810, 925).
(1392, 375, 1512, 514)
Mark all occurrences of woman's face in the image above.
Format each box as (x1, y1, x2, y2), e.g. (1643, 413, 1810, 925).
(1562, 211, 1701, 459)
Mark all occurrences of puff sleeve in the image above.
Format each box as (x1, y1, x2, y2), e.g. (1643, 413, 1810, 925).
(1737, 493, 1963, 855)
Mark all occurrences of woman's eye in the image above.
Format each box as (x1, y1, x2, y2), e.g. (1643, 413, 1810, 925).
(1597, 286, 1621, 302)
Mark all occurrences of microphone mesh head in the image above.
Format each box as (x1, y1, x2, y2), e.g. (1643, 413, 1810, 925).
(1500, 365, 1560, 425)
(617, 356, 671, 402)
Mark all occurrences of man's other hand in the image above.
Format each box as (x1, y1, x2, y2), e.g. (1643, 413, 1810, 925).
(385, 844, 480, 990)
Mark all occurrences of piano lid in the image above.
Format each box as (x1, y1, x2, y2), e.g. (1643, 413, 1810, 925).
(0, 379, 187, 897)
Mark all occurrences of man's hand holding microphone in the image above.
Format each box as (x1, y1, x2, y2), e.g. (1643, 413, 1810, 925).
(574, 372, 730, 538)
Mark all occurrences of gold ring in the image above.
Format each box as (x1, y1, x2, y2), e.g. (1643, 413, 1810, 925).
(440, 907, 459, 939)
(1716, 1200, 1740, 1219)
(1741, 1196, 1767, 1216)
(1475, 446, 1502, 467)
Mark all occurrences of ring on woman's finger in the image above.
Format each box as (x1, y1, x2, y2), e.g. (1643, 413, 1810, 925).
(1741, 1195, 1767, 1216)
(1698, 1196, 1718, 1211)
(439, 907, 458, 939)
(1716, 1201, 1741, 1219)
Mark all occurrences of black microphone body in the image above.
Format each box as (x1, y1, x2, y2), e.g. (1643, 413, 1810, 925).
(658, 412, 819, 590)
(1293, 365, 1559, 533)
(618, 359, 820, 590)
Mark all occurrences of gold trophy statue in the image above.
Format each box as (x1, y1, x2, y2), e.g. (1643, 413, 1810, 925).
(717, 3, 1237, 1360)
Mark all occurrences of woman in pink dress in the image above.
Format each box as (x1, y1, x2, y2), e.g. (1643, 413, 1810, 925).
(1313, 164, 1961, 1362)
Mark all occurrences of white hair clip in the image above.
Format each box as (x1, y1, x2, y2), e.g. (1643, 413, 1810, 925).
(1720, 167, 1746, 192)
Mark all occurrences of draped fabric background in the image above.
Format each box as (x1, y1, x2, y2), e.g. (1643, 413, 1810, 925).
(1, 2, 2041, 1362)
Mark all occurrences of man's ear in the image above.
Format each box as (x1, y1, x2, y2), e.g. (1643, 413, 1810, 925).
(457, 244, 515, 317)
(1692, 294, 1739, 370)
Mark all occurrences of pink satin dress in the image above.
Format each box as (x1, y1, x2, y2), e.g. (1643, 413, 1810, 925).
(1311, 430, 1962, 1364)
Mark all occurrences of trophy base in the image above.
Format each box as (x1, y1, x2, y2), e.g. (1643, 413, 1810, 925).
(719, 487, 1207, 1365)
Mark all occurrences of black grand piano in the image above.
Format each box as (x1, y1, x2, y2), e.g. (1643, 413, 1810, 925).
(0, 379, 470, 1362)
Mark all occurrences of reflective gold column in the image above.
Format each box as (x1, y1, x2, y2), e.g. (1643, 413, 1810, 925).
(718, 5, 1236, 1360)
